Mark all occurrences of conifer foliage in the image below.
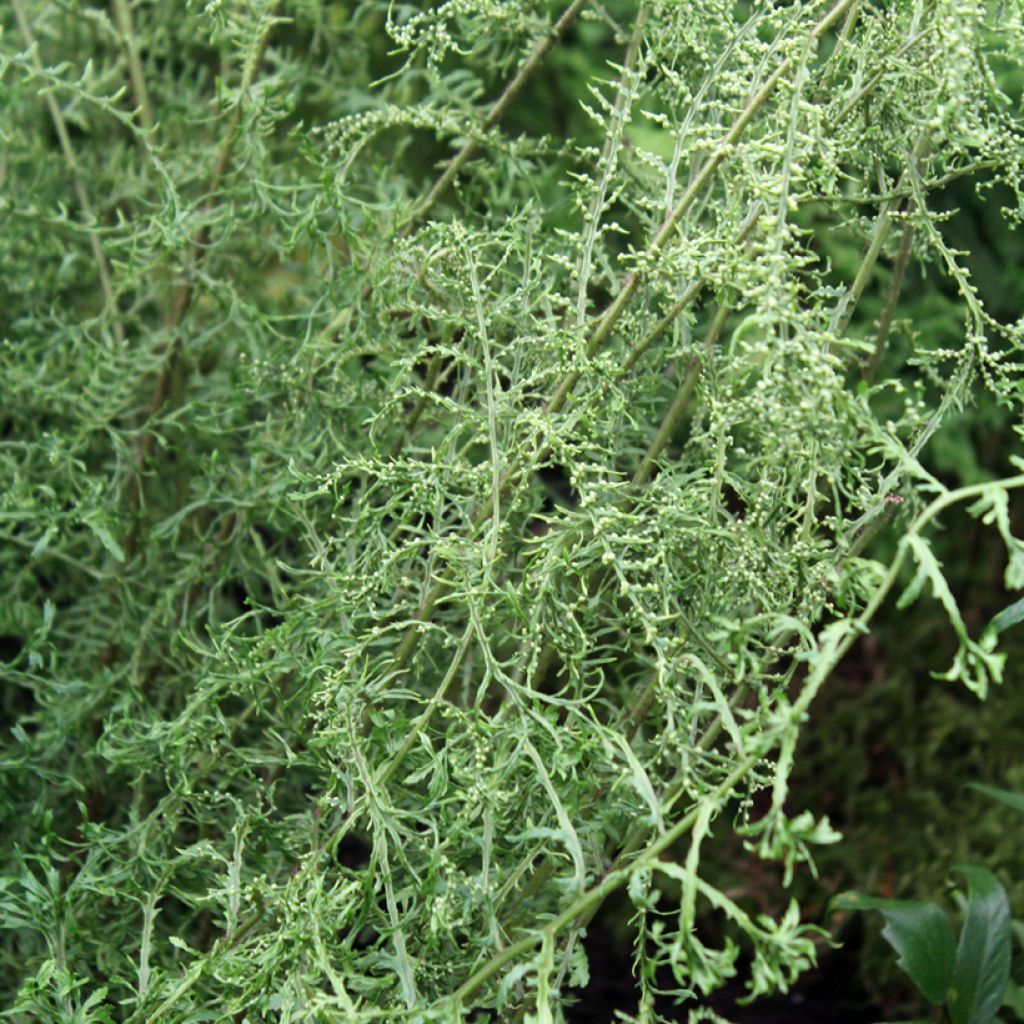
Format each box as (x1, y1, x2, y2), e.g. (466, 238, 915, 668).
(2, 1, 1024, 1020)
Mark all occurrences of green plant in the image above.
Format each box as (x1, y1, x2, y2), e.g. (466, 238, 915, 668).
(833, 784, 1024, 1024)
(2, 1, 1024, 1022)
(835, 868, 1011, 1024)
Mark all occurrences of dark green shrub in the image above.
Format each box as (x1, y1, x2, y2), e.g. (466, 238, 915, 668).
(2, 1, 1023, 1020)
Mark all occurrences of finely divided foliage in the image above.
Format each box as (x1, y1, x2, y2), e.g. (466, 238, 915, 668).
(1, 0, 1023, 1020)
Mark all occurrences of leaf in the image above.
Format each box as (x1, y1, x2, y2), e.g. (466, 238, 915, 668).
(932, 636, 1004, 700)
(30, 525, 57, 558)
(899, 537, 958, 622)
(830, 891, 955, 1004)
(987, 597, 1024, 638)
(1003, 980, 1024, 1021)
(607, 730, 663, 833)
(947, 866, 1012, 1024)
(967, 783, 1024, 816)
(897, 537, 1004, 696)
(1007, 541, 1024, 590)
(86, 521, 125, 562)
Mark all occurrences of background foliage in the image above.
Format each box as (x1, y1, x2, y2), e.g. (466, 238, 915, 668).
(2, 1, 1024, 1021)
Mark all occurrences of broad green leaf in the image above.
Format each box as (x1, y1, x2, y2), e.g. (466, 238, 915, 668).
(831, 892, 955, 1004)
(967, 783, 1024, 816)
(948, 866, 1012, 1024)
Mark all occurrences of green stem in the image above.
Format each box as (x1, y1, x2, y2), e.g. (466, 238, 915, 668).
(574, 7, 649, 325)
(451, 475, 1024, 1011)
(864, 211, 916, 383)
(547, 0, 858, 414)
(405, 0, 590, 232)
(123, 4, 281, 555)
(390, 0, 848, 683)
(841, 161, 998, 205)
(829, 133, 929, 342)
(374, 625, 474, 789)
(616, 202, 761, 380)
(12, 0, 122, 345)
(390, 0, 854, 674)
(449, 755, 758, 1010)
(111, 0, 154, 131)
(391, 352, 444, 459)
(633, 301, 732, 486)
(807, 474, 1024, 718)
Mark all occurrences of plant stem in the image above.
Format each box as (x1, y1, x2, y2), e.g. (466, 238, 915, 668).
(615, 202, 761, 380)
(405, 0, 591, 232)
(633, 300, 733, 486)
(547, 0, 857, 414)
(110, 0, 154, 131)
(829, 133, 929, 342)
(12, 0, 123, 345)
(864, 211, 916, 383)
(448, 474, 1024, 1011)
(391, 1, 856, 684)
(123, 4, 280, 553)
(448, 754, 759, 1010)
(574, 6, 649, 326)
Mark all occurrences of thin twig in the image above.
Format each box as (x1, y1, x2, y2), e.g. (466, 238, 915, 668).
(574, 7, 649, 326)
(829, 133, 929, 341)
(123, 5, 281, 554)
(838, 161, 998, 205)
(388, 0, 858, 680)
(110, 0, 154, 131)
(448, 754, 759, 1010)
(632, 300, 732, 486)
(450, 466, 1024, 1013)
(404, 0, 591, 232)
(864, 209, 916, 383)
(547, 0, 858, 414)
(616, 201, 761, 380)
(835, 25, 932, 122)
(12, 0, 123, 345)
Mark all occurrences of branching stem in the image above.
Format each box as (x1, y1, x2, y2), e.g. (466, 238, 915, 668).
(12, 0, 123, 345)
(110, 0, 154, 130)
(405, 0, 591, 232)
